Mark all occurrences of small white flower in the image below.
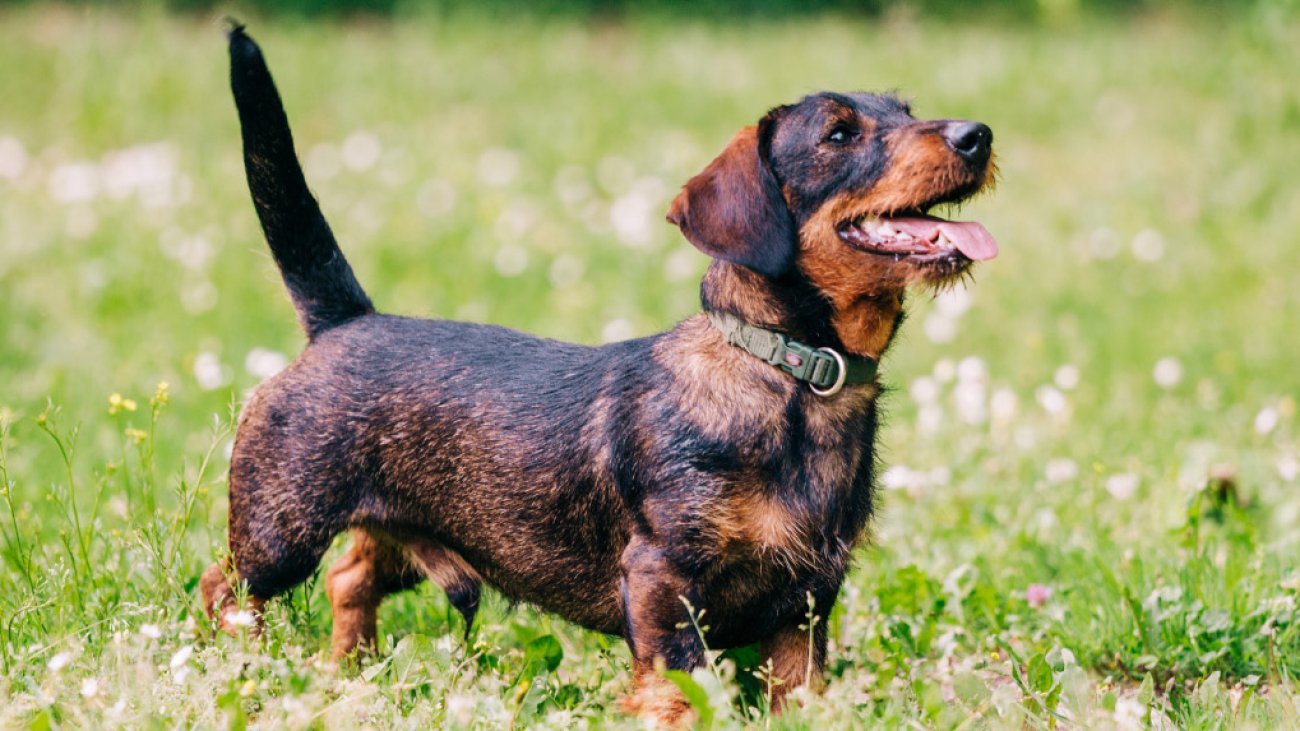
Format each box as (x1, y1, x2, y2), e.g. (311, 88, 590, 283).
(935, 286, 972, 318)
(953, 380, 987, 425)
(923, 312, 956, 343)
(169, 645, 194, 670)
(1045, 458, 1078, 484)
(1053, 364, 1080, 390)
(932, 358, 956, 383)
(1131, 228, 1166, 262)
(228, 610, 256, 628)
(80, 678, 100, 698)
(193, 351, 229, 391)
(244, 348, 288, 381)
(600, 318, 635, 344)
(492, 243, 529, 277)
(662, 247, 699, 283)
(956, 356, 986, 384)
(910, 376, 940, 405)
(1153, 357, 1182, 389)
(1254, 407, 1279, 436)
(140, 623, 162, 639)
(1113, 696, 1145, 730)
(990, 388, 1017, 425)
(1279, 456, 1299, 482)
(340, 130, 381, 172)
(1036, 385, 1068, 416)
(48, 161, 99, 203)
(1106, 472, 1140, 500)
(0, 136, 27, 180)
(48, 652, 72, 672)
(917, 404, 943, 434)
(880, 465, 912, 490)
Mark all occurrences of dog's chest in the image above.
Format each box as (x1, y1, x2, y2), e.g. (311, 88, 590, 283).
(716, 392, 878, 569)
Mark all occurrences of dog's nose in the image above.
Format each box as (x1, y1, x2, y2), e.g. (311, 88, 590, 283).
(943, 121, 993, 166)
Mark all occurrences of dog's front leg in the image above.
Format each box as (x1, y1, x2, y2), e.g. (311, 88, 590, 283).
(617, 535, 705, 727)
(758, 618, 828, 712)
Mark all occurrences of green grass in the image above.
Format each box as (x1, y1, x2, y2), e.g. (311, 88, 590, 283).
(2, 3, 1299, 728)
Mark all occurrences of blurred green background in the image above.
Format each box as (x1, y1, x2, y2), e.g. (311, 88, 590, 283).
(1, 1, 1298, 727)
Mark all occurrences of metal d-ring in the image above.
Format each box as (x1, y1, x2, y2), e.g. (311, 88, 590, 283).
(809, 347, 848, 397)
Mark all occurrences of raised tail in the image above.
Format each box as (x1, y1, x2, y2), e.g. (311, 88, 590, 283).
(227, 23, 373, 338)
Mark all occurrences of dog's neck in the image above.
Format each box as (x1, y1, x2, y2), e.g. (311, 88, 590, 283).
(698, 261, 903, 360)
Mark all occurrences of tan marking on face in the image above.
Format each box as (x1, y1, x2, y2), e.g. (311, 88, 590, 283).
(791, 123, 998, 358)
(795, 212, 907, 358)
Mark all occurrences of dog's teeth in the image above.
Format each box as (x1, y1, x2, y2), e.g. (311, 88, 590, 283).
(862, 219, 879, 233)
(878, 222, 897, 236)
(936, 233, 953, 249)
(895, 232, 913, 242)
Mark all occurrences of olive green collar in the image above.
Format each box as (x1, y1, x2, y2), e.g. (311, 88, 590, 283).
(707, 311, 878, 396)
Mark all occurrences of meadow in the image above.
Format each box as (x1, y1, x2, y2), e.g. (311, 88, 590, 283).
(1, 3, 1298, 727)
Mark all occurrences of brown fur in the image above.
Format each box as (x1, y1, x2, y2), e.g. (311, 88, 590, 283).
(209, 33, 998, 728)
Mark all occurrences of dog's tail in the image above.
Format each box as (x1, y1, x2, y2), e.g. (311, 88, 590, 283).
(226, 23, 373, 339)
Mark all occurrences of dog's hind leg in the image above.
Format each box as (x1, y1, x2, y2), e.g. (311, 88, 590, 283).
(325, 533, 481, 659)
(325, 529, 425, 659)
(406, 541, 482, 641)
(201, 439, 348, 636)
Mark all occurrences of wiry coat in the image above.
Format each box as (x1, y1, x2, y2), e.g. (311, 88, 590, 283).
(203, 25, 996, 725)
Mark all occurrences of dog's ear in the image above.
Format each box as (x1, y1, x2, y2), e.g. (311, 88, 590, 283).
(666, 116, 795, 279)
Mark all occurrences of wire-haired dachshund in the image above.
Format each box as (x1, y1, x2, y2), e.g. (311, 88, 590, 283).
(202, 25, 997, 724)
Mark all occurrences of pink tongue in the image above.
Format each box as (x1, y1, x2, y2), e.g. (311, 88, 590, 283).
(887, 217, 999, 261)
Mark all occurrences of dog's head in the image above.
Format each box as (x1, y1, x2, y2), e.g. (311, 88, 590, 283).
(668, 92, 997, 307)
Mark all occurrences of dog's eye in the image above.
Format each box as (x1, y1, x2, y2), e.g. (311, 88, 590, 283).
(824, 125, 857, 145)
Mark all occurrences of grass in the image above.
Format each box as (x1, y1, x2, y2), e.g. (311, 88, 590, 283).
(1, 3, 1299, 727)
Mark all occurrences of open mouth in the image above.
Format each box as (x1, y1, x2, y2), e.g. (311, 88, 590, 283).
(837, 212, 998, 262)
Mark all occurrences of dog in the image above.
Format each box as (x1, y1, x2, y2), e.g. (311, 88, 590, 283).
(202, 24, 997, 724)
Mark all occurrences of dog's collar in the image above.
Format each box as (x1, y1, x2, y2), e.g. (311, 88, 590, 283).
(707, 311, 878, 397)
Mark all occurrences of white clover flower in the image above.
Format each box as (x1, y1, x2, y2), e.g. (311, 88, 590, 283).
(923, 312, 956, 343)
(140, 623, 162, 639)
(1131, 228, 1166, 262)
(1254, 407, 1279, 436)
(1036, 385, 1068, 416)
(245, 348, 288, 381)
(1153, 357, 1182, 389)
(193, 352, 229, 391)
(80, 678, 100, 698)
(47, 651, 72, 672)
(340, 130, 381, 172)
(1045, 458, 1078, 484)
(1054, 364, 1080, 390)
(880, 465, 912, 491)
(228, 610, 257, 628)
(492, 243, 529, 277)
(956, 356, 987, 384)
(1279, 456, 1299, 482)
(909, 376, 940, 405)
(1106, 473, 1140, 501)
(601, 318, 635, 344)
(610, 179, 664, 249)
(935, 286, 972, 318)
(169, 645, 194, 670)
(990, 387, 1017, 425)
(932, 358, 956, 383)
